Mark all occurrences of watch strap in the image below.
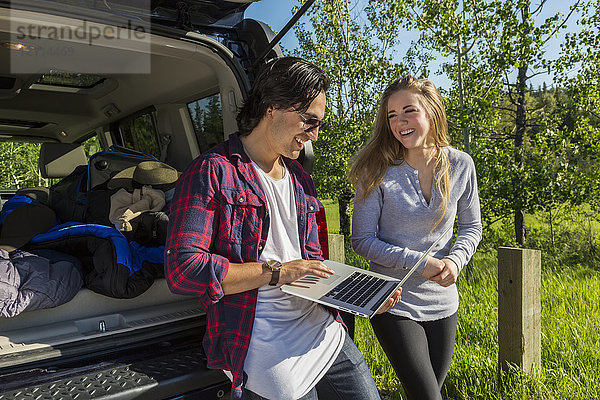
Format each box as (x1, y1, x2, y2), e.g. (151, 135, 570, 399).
(268, 268, 280, 286)
(264, 260, 282, 286)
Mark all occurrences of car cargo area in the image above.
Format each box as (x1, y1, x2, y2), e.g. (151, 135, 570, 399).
(0, 290, 228, 400)
(0, 280, 203, 363)
(0, 1, 265, 398)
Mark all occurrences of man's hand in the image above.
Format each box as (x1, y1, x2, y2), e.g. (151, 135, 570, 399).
(279, 259, 335, 284)
(376, 288, 402, 314)
(422, 257, 459, 287)
(223, 259, 334, 295)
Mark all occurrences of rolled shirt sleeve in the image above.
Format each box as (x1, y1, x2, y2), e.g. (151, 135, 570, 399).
(165, 156, 229, 308)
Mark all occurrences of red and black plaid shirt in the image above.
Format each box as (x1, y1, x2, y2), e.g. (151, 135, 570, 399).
(165, 133, 331, 399)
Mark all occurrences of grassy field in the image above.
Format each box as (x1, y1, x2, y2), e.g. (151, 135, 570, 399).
(351, 250, 600, 399)
(322, 199, 600, 399)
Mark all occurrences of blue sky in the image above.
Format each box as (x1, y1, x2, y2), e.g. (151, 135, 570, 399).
(245, 0, 581, 90)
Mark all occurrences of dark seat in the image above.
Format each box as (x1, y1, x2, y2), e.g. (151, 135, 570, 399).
(38, 142, 87, 179)
(16, 143, 88, 205)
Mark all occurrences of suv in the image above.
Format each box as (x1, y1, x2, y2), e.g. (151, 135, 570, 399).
(0, 1, 327, 398)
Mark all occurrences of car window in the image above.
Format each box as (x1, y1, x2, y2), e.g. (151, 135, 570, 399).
(81, 134, 101, 157)
(118, 110, 161, 158)
(187, 94, 224, 154)
(0, 142, 46, 189)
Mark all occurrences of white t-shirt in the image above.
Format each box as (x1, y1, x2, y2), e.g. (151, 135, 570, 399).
(242, 160, 345, 399)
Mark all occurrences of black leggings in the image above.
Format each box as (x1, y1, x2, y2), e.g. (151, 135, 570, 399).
(370, 312, 457, 400)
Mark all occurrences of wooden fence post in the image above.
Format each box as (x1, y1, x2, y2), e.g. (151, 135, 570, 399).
(327, 233, 345, 263)
(497, 246, 541, 375)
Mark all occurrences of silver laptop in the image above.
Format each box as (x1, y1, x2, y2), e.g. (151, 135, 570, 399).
(281, 225, 452, 318)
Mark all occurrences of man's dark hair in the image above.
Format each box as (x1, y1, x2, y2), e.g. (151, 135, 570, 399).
(236, 56, 330, 136)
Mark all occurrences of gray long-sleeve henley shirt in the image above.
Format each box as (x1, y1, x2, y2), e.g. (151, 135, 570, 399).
(352, 147, 482, 321)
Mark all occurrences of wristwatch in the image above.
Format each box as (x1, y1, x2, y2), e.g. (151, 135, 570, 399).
(263, 260, 282, 286)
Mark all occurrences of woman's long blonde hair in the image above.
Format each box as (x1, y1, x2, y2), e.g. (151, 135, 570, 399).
(348, 76, 451, 229)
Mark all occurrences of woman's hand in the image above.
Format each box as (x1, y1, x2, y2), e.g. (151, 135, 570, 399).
(376, 287, 402, 314)
(421, 256, 445, 279)
(422, 257, 459, 287)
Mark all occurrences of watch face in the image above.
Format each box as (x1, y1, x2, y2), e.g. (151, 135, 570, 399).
(267, 260, 282, 270)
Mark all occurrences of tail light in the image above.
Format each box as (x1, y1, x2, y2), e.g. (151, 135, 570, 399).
(316, 204, 329, 260)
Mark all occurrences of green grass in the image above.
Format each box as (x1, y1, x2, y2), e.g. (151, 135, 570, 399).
(321, 198, 340, 234)
(350, 250, 600, 399)
(323, 199, 600, 398)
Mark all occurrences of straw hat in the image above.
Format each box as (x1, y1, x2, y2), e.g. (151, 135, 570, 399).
(107, 161, 179, 191)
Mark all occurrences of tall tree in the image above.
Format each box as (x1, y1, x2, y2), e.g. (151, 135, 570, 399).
(398, 0, 505, 153)
(293, 0, 407, 236)
(400, 0, 582, 246)
(554, 0, 600, 211)
(492, 1, 582, 246)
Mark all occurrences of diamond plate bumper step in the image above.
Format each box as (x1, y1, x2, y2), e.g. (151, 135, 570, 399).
(0, 344, 229, 400)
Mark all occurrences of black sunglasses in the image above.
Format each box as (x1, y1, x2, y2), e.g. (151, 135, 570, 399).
(293, 109, 327, 131)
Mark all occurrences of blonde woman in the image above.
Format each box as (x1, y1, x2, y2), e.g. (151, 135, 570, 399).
(349, 76, 482, 400)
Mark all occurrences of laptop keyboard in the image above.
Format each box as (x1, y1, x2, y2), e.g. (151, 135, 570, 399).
(323, 272, 389, 308)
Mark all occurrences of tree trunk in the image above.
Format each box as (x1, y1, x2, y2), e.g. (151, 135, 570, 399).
(513, 5, 530, 247)
(338, 191, 353, 238)
(514, 63, 527, 247)
(457, 33, 470, 154)
(549, 207, 555, 248)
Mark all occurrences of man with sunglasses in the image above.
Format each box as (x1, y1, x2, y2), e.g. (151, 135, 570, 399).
(165, 57, 393, 400)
